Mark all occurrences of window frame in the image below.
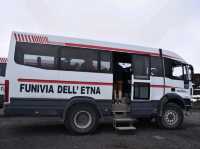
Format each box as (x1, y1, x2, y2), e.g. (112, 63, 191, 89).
(57, 47, 113, 73)
(14, 42, 58, 70)
(132, 54, 150, 80)
(14, 42, 114, 74)
(164, 58, 185, 81)
(150, 56, 163, 77)
(133, 82, 150, 100)
(23, 54, 56, 69)
(58, 46, 99, 73)
(99, 51, 113, 74)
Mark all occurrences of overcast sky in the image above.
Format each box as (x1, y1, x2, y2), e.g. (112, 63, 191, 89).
(0, 0, 200, 72)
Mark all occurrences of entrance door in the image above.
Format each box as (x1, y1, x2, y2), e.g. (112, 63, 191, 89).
(113, 53, 132, 102)
(131, 55, 150, 101)
(131, 55, 151, 115)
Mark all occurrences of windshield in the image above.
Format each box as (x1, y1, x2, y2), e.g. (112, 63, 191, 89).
(164, 58, 193, 81)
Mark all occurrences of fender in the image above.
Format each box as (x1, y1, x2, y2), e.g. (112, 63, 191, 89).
(158, 93, 185, 117)
(63, 96, 102, 119)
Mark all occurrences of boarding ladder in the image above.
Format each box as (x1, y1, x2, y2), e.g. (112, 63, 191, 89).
(112, 97, 136, 131)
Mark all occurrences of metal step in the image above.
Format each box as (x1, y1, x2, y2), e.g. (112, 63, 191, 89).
(113, 117, 134, 122)
(115, 126, 136, 131)
(113, 116, 136, 131)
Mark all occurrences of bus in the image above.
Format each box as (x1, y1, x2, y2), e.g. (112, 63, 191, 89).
(0, 57, 7, 108)
(3, 31, 193, 134)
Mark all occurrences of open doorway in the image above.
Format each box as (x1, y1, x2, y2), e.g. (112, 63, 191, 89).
(113, 52, 132, 103)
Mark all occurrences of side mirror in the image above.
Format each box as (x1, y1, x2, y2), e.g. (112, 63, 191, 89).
(184, 74, 189, 89)
(189, 65, 194, 83)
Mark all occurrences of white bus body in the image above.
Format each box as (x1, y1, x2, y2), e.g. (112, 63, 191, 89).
(4, 32, 193, 133)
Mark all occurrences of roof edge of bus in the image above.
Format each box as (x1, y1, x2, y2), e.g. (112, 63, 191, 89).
(12, 31, 188, 64)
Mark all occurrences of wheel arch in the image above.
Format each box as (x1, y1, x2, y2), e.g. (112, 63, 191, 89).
(63, 96, 102, 120)
(158, 93, 185, 116)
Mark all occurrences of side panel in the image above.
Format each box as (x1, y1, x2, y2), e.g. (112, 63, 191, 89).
(5, 60, 113, 116)
(4, 98, 113, 117)
(130, 100, 160, 117)
(10, 67, 113, 100)
(150, 77, 164, 100)
(165, 78, 191, 99)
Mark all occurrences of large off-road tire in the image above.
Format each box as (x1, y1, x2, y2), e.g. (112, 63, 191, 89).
(157, 103, 184, 129)
(64, 104, 99, 134)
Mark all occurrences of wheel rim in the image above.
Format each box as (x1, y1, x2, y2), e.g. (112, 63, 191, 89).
(73, 110, 92, 129)
(164, 110, 178, 126)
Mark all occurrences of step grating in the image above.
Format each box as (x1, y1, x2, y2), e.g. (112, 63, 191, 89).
(115, 126, 136, 131)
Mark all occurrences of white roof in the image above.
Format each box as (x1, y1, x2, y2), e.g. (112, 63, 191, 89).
(13, 31, 187, 63)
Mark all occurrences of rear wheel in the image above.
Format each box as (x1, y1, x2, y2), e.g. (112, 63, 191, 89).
(64, 104, 99, 134)
(157, 103, 184, 129)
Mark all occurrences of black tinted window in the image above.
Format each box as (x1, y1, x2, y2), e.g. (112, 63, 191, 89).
(15, 42, 111, 73)
(164, 58, 184, 80)
(151, 56, 163, 77)
(0, 63, 7, 76)
(59, 47, 98, 72)
(100, 52, 112, 73)
(134, 83, 150, 99)
(15, 42, 58, 70)
(133, 55, 150, 79)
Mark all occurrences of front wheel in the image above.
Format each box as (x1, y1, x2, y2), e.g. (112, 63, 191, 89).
(64, 104, 99, 134)
(157, 103, 184, 129)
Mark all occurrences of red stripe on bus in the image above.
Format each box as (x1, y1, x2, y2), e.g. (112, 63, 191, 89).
(14, 33, 18, 41)
(35, 36, 38, 42)
(38, 36, 41, 43)
(18, 78, 175, 88)
(66, 42, 181, 60)
(28, 35, 32, 42)
(17, 34, 21, 42)
(64, 42, 159, 56)
(43, 37, 46, 43)
(36, 36, 38, 43)
(40, 36, 43, 43)
(33, 36, 36, 42)
(33, 36, 37, 43)
(38, 36, 40, 43)
(21, 34, 25, 42)
(18, 78, 113, 86)
(24, 35, 29, 42)
(39, 36, 41, 43)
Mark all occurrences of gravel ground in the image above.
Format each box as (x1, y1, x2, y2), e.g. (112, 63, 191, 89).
(0, 109, 200, 149)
